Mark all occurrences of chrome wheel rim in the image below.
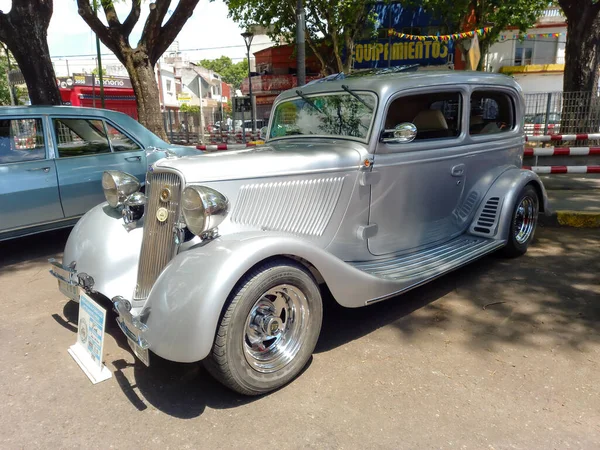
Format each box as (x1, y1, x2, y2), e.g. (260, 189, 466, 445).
(243, 284, 310, 373)
(514, 195, 537, 244)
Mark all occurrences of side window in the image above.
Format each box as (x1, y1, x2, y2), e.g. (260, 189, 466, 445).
(0, 118, 45, 164)
(385, 92, 462, 141)
(105, 123, 142, 152)
(470, 92, 515, 135)
(53, 118, 111, 157)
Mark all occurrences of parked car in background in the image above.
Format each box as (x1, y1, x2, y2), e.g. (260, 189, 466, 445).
(0, 106, 196, 241)
(51, 71, 548, 395)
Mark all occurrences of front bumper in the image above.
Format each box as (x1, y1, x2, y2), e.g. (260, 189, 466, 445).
(50, 258, 151, 366)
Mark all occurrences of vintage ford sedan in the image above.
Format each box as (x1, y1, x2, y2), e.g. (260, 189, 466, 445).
(0, 106, 196, 241)
(51, 71, 548, 395)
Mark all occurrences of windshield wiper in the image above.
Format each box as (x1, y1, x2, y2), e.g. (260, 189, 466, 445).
(341, 84, 373, 112)
(296, 89, 325, 114)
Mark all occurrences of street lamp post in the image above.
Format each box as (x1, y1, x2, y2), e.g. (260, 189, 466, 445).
(241, 30, 256, 133)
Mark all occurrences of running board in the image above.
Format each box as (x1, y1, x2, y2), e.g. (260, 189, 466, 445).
(348, 236, 505, 303)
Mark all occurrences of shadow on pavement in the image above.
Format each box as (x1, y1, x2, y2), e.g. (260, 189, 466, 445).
(0, 228, 71, 273)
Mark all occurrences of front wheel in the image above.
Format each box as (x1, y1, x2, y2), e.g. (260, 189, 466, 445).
(204, 259, 323, 395)
(500, 185, 539, 258)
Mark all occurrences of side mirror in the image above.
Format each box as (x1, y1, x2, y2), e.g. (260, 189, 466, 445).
(380, 122, 417, 144)
(259, 126, 268, 140)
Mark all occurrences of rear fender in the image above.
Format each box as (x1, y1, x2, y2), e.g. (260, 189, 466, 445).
(469, 168, 548, 240)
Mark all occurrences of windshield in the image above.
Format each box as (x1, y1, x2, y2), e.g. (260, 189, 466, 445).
(269, 91, 377, 142)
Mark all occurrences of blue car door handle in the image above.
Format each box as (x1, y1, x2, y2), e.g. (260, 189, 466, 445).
(27, 167, 51, 173)
(451, 164, 465, 177)
(125, 156, 142, 162)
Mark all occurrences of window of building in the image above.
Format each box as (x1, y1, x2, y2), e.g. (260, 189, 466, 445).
(166, 79, 172, 92)
(53, 118, 111, 157)
(0, 118, 45, 164)
(469, 91, 515, 135)
(514, 39, 534, 65)
(385, 91, 462, 141)
(105, 123, 142, 152)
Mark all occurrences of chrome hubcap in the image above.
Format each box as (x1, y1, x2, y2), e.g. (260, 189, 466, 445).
(514, 195, 537, 244)
(243, 284, 309, 373)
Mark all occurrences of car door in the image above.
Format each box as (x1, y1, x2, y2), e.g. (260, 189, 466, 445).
(52, 116, 145, 218)
(0, 116, 64, 233)
(368, 88, 468, 256)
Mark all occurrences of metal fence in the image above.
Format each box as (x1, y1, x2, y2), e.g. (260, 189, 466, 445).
(523, 91, 600, 136)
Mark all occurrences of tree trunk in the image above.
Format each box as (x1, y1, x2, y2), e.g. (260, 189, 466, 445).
(560, 4, 600, 133)
(0, 10, 60, 105)
(562, 8, 600, 93)
(125, 51, 167, 140)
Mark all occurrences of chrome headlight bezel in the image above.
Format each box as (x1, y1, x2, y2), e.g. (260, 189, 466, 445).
(102, 171, 141, 208)
(181, 185, 229, 237)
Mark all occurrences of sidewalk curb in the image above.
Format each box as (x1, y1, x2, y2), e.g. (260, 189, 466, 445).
(539, 210, 600, 228)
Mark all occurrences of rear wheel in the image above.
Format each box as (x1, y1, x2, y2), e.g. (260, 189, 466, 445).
(204, 259, 323, 395)
(501, 185, 539, 257)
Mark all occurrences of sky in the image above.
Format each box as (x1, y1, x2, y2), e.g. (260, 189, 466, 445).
(0, 0, 273, 76)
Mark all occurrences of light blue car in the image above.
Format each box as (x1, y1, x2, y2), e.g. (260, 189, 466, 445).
(0, 106, 198, 241)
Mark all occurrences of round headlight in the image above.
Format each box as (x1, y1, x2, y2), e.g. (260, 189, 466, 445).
(102, 171, 141, 208)
(181, 186, 229, 236)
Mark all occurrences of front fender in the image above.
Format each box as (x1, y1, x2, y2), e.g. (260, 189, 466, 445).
(142, 232, 401, 363)
(63, 202, 143, 301)
(469, 168, 549, 240)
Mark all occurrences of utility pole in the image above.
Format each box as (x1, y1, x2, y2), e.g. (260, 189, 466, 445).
(296, 0, 306, 86)
(93, 0, 105, 108)
(198, 73, 204, 143)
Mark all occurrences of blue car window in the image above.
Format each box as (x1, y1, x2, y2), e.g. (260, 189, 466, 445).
(53, 118, 111, 157)
(105, 122, 142, 152)
(0, 118, 45, 164)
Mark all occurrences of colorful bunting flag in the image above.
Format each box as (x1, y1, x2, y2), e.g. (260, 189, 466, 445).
(387, 28, 491, 42)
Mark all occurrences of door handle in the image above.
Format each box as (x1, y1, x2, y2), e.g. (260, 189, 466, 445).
(125, 156, 142, 162)
(27, 167, 50, 173)
(451, 164, 465, 177)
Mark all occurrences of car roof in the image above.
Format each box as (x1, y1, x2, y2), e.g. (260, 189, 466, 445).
(276, 70, 522, 102)
(0, 105, 129, 118)
(0, 106, 169, 148)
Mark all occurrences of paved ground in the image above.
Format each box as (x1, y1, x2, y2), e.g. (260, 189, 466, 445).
(0, 227, 599, 449)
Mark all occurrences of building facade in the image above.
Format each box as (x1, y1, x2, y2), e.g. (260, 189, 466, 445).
(485, 7, 566, 93)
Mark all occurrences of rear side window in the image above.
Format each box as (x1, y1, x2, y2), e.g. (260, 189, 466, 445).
(470, 92, 515, 135)
(105, 123, 142, 152)
(385, 92, 462, 141)
(54, 118, 111, 157)
(0, 118, 45, 164)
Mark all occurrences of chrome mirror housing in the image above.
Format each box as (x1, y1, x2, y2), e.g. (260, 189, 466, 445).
(259, 126, 268, 140)
(122, 191, 147, 224)
(380, 122, 417, 144)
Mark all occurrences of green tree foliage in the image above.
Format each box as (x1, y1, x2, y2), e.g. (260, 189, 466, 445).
(0, 48, 15, 105)
(179, 103, 200, 114)
(91, 66, 106, 76)
(417, 0, 549, 65)
(199, 56, 247, 89)
(224, 0, 378, 74)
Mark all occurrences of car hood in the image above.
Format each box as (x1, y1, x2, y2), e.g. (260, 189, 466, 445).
(153, 139, 366, 183)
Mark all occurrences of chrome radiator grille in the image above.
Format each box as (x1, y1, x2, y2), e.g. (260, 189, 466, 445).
(134, 171, 182, 301)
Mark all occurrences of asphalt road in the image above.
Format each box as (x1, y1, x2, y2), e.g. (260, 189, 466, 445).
(0, 226, 599, 449)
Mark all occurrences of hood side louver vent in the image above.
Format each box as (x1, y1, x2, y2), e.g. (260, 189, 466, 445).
(230, 177, 345, 236)
(473, 197, 500, 235)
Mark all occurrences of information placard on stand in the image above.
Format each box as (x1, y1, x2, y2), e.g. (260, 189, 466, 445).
(68, 292, 112, 384)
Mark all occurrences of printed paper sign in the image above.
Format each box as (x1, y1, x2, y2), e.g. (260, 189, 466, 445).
(68, 292, 112, 384)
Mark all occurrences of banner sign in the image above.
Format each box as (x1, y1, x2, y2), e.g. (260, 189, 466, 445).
(353, 39, 454, 69)
(67, 292, 112, 384)
(57, 73, 132, 89)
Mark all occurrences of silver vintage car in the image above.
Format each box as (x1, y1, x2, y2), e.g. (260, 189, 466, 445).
(51, 71, 548, 395)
